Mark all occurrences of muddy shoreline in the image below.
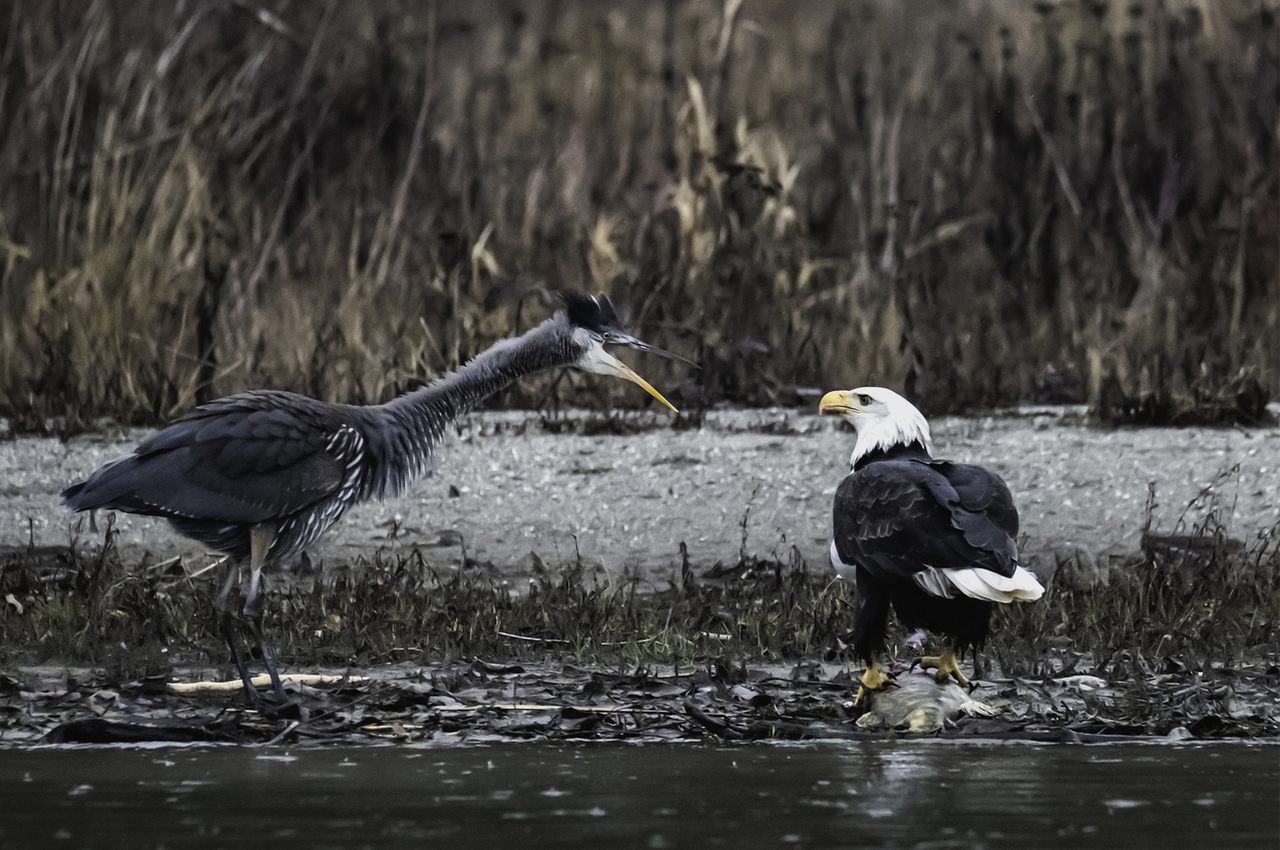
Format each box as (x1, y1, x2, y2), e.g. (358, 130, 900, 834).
(6, 655, 1278, 746)
(3, 408, 1278, 586)
(3, 402, 1278, 746)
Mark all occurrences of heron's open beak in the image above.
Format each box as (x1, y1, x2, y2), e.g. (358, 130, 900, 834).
(610, 333, 700, 368)
(592, 348, 680, 413)
(819, 390, 858, 415)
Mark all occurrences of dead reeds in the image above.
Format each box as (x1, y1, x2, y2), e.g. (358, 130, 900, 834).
(0, 1, 1275, 429)
(1, 518, 1275, 686)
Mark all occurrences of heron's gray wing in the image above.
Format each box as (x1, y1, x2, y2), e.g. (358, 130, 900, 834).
(64, 391, 350, 523)
(832, 460, 1018, 581)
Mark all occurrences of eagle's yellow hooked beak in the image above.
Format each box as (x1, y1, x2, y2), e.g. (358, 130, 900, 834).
(819, 390, 858, 415)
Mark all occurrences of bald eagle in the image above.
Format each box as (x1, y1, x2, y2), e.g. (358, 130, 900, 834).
(818, 387, 1044, 703)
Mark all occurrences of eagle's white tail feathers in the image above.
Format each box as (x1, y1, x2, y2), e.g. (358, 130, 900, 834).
(829, 541, 858, 582)
(912, 565, 1045, 603)
(911, 568, 954, 598)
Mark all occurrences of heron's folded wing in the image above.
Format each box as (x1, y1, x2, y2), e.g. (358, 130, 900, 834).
(74, 392, 349, 523)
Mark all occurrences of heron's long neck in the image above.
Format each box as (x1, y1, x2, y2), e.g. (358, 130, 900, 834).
(372, 318, 573, 495)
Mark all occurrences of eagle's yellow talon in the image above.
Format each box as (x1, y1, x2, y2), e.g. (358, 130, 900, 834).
(916, 644, 972, 688)
(853, 661, 895, 707)
(861, 663, 892, 691)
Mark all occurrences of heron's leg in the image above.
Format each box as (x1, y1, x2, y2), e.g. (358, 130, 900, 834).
(244, 524, 287, 702)
(244, 572, 287, 702)
(916, 639, 971, 688)
(212, 558, 257, 703)
(853, 658, 896, 708)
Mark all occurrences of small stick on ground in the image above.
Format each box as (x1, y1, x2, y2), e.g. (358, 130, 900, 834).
(435, 703, 673, 715)
(168, 673, 367, 695)
(683, 699, 743, 740)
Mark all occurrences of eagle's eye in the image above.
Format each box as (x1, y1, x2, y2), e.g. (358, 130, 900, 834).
(857, 393, 873, 406)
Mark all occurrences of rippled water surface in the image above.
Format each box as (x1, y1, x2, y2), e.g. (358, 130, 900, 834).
(1, 742, 1276, 848)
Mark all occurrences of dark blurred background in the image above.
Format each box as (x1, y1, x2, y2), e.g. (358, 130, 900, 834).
(0, 0, 1275, 429)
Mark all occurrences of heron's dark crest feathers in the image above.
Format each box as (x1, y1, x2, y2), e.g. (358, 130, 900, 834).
(560, 291, 621, 335)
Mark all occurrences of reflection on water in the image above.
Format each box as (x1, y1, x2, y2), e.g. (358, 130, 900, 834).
(0, 742, 1276, 848)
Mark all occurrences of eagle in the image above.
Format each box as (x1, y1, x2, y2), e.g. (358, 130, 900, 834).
(818, 386, 1044, 703)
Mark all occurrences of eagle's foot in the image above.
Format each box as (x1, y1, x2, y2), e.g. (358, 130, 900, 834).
(914, 647, 971, 689)
(853, 663, 897, 709)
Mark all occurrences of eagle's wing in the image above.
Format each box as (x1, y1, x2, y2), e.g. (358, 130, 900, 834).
(930, 460, 1019, 541)
(833, 459, 1037, 602)
(63, 391, 353, 524)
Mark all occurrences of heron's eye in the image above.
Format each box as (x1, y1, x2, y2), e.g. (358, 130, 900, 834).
(600, 331, 613, 342)
(857, 394, 873, 406)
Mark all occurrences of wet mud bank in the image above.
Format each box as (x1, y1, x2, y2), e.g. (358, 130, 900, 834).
(6, 656, 1279, 746)
(2, 546, 1277, 745)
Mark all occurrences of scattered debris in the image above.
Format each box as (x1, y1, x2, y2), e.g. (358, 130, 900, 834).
(1, 495, 1276, 746)
(0, 655, 1275, 746)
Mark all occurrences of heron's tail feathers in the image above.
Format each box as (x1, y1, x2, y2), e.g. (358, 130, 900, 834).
(60, 479, 87, 506)
(61, 455, 142, 512)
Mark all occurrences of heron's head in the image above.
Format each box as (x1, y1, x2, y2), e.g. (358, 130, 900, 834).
(559, 292, 694, 413)
(818, 385, 933, 464)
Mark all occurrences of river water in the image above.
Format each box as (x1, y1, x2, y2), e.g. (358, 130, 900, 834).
(1, 741, 1275, 848)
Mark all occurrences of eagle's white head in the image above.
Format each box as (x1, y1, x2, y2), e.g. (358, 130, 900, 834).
(818, 385, 933, 466)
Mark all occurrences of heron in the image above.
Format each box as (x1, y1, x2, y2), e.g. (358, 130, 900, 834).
(818, 386, 1043, 706)
(63, 292, 691, 705)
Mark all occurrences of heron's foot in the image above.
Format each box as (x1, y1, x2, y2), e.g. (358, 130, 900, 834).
(852, 663, 897, 709)
(263, 676, 292, 707)
(218, 611, 260, 705)
(245, 613, 288, 704)
(237, 683, 261, 708)
(914, 649, 971, 689)
(231, 677, 301, 717)
(258, 694, 303, 721)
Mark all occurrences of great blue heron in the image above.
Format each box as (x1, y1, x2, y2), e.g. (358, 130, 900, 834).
(818, 386, 1043, 705)
(63, 292, 691, 705)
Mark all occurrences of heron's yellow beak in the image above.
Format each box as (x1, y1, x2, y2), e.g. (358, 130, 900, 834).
(621, 362, 679, 413)
(819, 390, 857, 415)
(585, 347, 680, 413)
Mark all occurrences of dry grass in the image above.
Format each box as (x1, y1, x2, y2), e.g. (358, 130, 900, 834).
(0, 0, 1276, 430)
(1, 518, 1276, 686)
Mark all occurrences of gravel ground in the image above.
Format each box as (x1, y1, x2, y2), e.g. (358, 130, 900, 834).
(2, 408, 1277, 581)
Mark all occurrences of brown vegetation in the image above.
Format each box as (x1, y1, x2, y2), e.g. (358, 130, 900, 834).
(1, 513, 1277, 740)
(2, 512, 1276, 684)
(0, 0, 1276, 430)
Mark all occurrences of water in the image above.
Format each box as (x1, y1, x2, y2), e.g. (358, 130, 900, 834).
(1, 742, 1276, 848)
